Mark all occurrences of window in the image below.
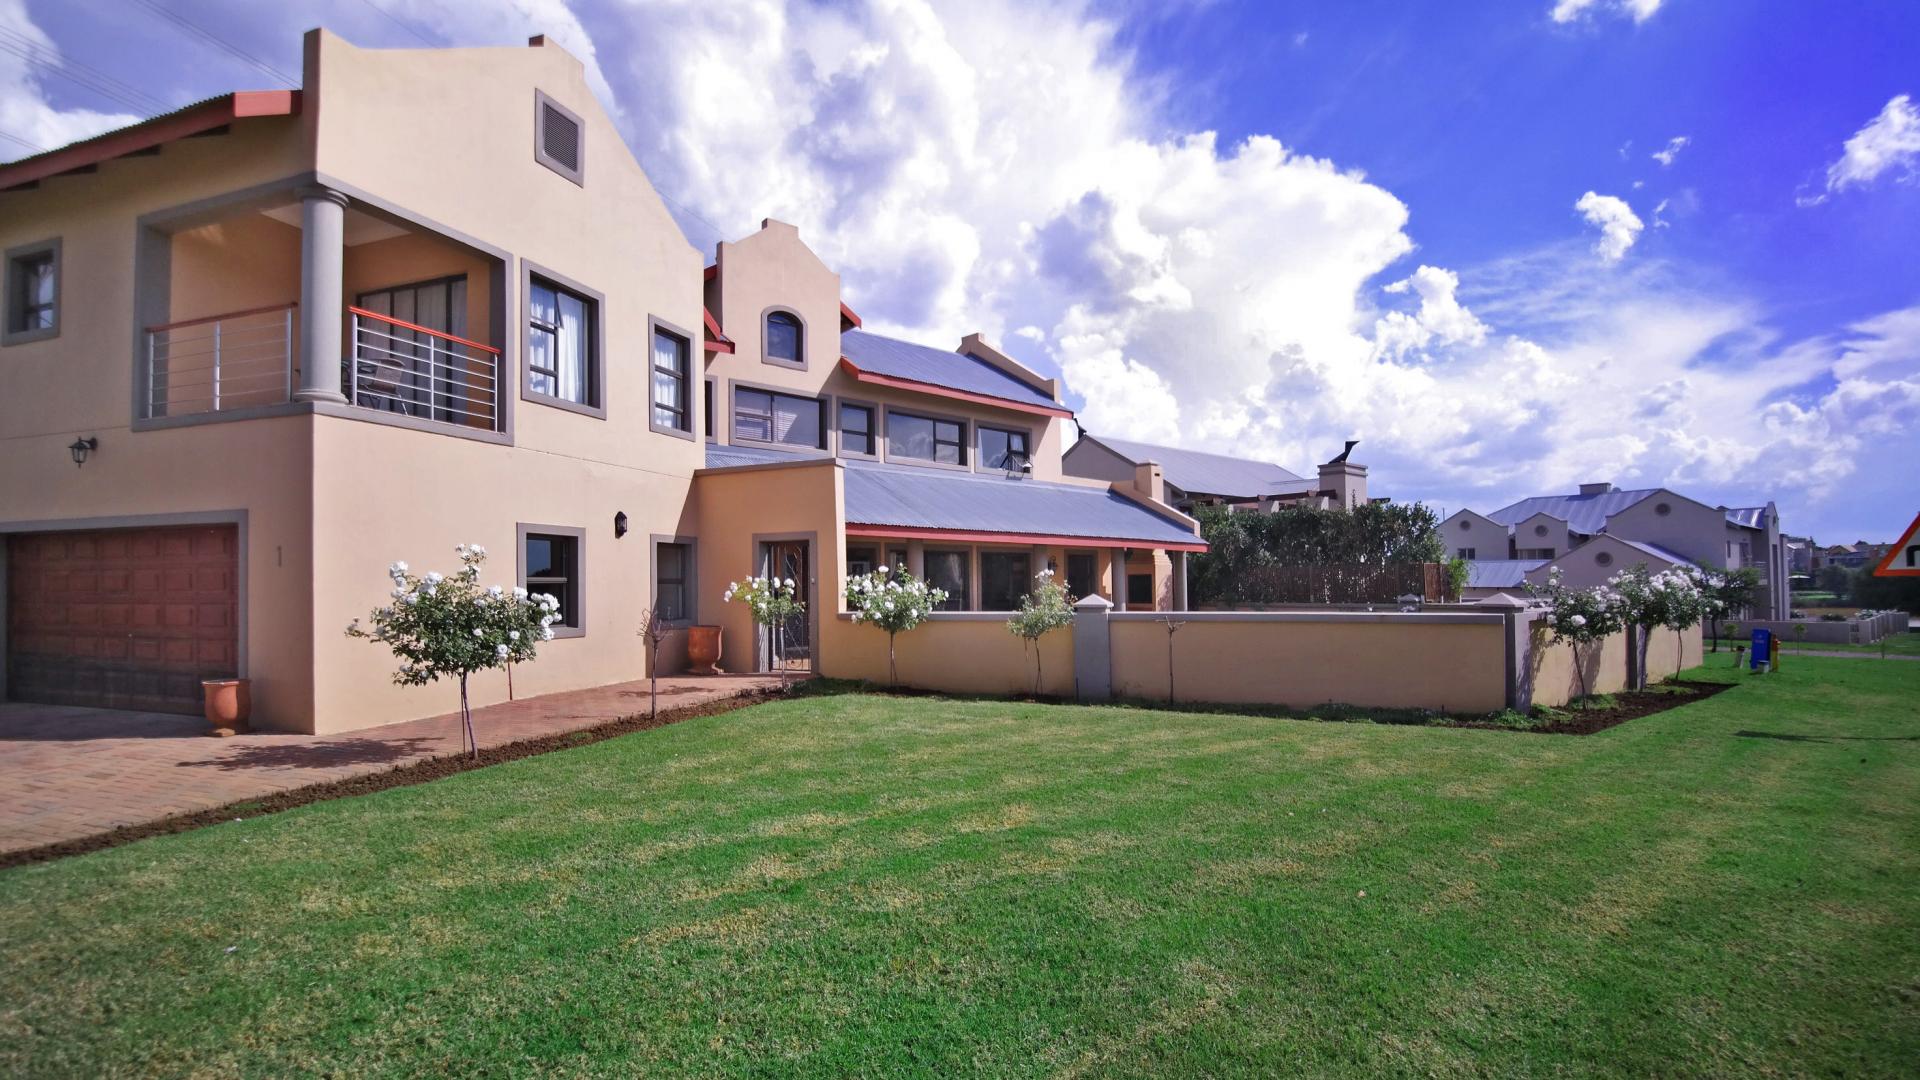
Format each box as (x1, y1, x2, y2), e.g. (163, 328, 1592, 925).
(1654, 502, 1673, 516)
(1457, 519, 1471, 532)
(534, 90, 584, 185)
(527, 273, 599, 411)
(887, 547, 909, 572)
(1456, 547, 1476, 560)
(1127, 573, 1154, 607)
(650, 322, 692, 435)
(520, 526, 584, 636)
(765, 309, 804, 367)
(925, 549, 970, 611)
(1066, 553, 1098, 599)
(733, 387, 824, 448)
(839, 402, 875, 456)
(654, 541, 692, 622)
(847, 546, 878, 577)
(978, 426, 1030, 471)
(979, 551, 1031, 611)
(4, 239, 59, 346)
(1517, 547, 1554, 560)
(889, 411, 965, 465)
(1533, 523, 1549, 537)
(703, 377, 716, 441)
(1594, 551, 1614, 568)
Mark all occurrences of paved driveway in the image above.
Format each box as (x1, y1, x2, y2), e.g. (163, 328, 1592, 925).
(0, 674, 784, 857)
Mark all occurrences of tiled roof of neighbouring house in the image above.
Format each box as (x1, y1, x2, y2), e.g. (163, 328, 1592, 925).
(1078, 435, 1313, 501)
(700, 444, 1201, 547)
(1464, 559, 1547, 589)
(839, 329, 1061, 412)
(1485, 487, 1660, 535)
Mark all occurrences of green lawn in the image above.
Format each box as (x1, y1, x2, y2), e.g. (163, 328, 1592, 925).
(3, 660, 1917, 1076)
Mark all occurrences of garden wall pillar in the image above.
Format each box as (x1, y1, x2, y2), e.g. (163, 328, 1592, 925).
(1073, 594, 1113, 702)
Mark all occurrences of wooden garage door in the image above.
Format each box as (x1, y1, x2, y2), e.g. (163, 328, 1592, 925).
(5, 526, 239, 714)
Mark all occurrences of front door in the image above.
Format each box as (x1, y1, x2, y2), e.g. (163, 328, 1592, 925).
(762, 540, 812, 673)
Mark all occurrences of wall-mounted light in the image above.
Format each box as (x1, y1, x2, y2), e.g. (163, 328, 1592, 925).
(68, 436, 97, 467)
(614, 511, 629, 538)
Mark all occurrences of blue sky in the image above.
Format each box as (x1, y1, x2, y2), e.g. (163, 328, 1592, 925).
(4, 0, 1916, 542)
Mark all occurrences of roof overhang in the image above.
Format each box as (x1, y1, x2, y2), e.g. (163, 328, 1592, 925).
(703, 307, 734, 353)
(840, 301, 862, 329)
(846, 523, 1205, 553)
(0, 91, 301, 192)
(837, 357, 1073, 418)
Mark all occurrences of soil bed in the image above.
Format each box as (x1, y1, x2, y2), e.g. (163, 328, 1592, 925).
(1451, 679, 1734, 735)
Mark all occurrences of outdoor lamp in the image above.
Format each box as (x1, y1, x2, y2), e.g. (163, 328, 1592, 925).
(614, 511, 629, 538)
(68, 436, 97, 467)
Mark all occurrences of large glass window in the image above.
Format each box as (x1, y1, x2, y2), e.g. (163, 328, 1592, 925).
(889, 412, 965, 465)
(978, 426, 1030, 471)
(523, 531, 581, 630)
(979, 551, 1031, 612)
(652, 326, 691, 432)
(846, 546, 877, 577)
(839, 403, 875, 456)
(734, 388, 824, 448)
(1066, 553, 1098, 599)
(925, 549, 970, 611)
(1127, 573, 1153, 607)
(655, 542, 690, 622)
(528, 277, 595, 406)
(4, 240, 59, 344)
(766, 310, 803, 366)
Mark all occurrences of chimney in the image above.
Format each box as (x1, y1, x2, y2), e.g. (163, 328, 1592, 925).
(1578, 482, 1614, 495)
(1318, 445, 1368, 510)
(1133, 461, 1165, 503)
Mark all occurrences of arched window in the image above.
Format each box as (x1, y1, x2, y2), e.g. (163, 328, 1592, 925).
(766, 310, 803, 367)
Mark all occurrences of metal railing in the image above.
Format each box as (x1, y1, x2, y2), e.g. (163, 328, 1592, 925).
(144, 303, 296, 418)
(346, 307, 501, 431)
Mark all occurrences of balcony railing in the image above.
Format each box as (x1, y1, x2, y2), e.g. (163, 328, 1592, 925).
(346, 307, 501, 431)
(144, 303, 296, 418)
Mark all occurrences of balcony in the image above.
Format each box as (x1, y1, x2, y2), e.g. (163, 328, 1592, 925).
(145, 303, 297, 417)
(344, 307, 500, 430)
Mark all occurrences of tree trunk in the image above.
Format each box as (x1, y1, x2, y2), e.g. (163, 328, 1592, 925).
(1033, 641, 1043, 698)
(1574, 642, 1590, 707)
(888, 632, 898, 687)
(1636, 626, 1652, 690)
(1675, 627, 1685, 680)
(459, 673, 477, 760)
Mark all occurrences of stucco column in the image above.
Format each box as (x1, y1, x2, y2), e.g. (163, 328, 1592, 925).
(906, 541, 925, 580)
(1171, 550, 1188, 611)
(292, 184, 349, 405)
(1072, 594, 1113, 702)
(1111, 548, 1128, 610)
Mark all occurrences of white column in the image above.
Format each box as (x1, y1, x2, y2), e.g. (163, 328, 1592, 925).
(292, 184, 349, 404)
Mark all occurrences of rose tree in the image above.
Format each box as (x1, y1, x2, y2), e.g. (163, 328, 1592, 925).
(1529, 567, 1624, 705)
(345, 544, 559, 758)
(1005, 569, 1074, 697)
(725, 575, 805, 686)
(844, 564, 948, 686)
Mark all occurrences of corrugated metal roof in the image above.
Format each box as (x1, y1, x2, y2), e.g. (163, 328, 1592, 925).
(1081, 435, 1310, 500)
(840, 329, 1060, 411)
(700, 444, 1199, 546)
(1724, 506, 1766, 529)
(1465, 559, 1547, 588)
(1616, 538, 1694, 566)
(1485, 487, 1658, 534)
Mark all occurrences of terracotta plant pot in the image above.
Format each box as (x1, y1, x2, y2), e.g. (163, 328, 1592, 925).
(686, 625, 723, 675)
(202, 678, 252, 737)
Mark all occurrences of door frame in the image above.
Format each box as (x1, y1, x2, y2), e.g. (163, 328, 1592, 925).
(0, 509, 249, 703)
(751, 531, 817, 673)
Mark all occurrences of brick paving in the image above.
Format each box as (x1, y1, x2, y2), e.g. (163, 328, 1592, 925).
(0, 674, 784, 856)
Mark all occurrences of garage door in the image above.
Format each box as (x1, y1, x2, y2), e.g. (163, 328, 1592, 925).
(5, 526, 239, 714)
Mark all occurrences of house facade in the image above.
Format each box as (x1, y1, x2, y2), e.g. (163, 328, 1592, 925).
(0, 31, 1202, 735)
(1063, 436, 1370, 512)
(1441, 482, 1788, 617)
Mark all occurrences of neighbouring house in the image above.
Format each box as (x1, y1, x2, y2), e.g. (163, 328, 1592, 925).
(0, 29, 1203, 735)
(1783, 534, 1815, 578)
(1441, 482, 1789, 618)
(1816, 541, 1890, 571)
(1062, 436, 1370, 512)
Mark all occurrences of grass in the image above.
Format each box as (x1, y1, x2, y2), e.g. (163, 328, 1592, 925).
(1771, 633, 1920, 657)
(2, 660, 1917, 1076)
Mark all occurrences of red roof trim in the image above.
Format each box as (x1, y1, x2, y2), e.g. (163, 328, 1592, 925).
(703, 307, 734, 353)
(838, 358, 1072, 418)
(0, 90, 301, 192)
(703, 264, 717, 281)
(846, 523, 1206, 553)
(839, 301, 862, 328)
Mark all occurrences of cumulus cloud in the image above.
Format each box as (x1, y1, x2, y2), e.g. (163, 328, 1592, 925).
(1651, 135, 1689, 167)
(0, 0, 140, 160)
(1550, 0, 1664, 24)
(1373, 266, 1488, 361)
(1802, 93, 1920, 205)
(1573, 192, 1644, 263)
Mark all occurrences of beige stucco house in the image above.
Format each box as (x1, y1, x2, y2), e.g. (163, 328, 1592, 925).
(1442, 482, 1788, 617)
(1063, 436, 1370, 512)
(0, 30, 1202, 734)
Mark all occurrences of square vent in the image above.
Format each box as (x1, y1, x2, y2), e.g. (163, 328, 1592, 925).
(534, 91, 584, 185)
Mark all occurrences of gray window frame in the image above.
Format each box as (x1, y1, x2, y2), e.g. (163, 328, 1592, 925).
(883, 405, 971, 471)
(517, 523, 587, 638)
(924, 547, 972, 611)
(651, 534, 697, 626)
(520, 260, 606, 419)
(729, 379, 826, 450)
(761, 305, 807, 370)
(533, 90, 585, 186)
(647, 314, 695, 441)
(836, 397, 879, 459)
(978, 548, 1033, 612)
(4, 237, 61, 346)
(977, 423, 1032, 472)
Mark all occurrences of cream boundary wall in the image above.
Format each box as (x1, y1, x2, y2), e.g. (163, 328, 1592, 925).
(1643, 623, 1705, 683)
(1526, 627, 1631, 706)
(828, 616, 1076, 698)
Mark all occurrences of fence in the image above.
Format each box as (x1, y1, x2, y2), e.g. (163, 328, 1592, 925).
(1712, 611, 1905, 646)
(1220, 562, 1448, 605)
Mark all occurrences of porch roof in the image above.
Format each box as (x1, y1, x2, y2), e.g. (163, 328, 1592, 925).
(701, 444, 1204, 550)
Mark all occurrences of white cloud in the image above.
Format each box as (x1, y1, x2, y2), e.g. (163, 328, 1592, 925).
(1574, 191, 1644, 263)
(0, 0, 140, 160)
(1373, 265, 1488, 361)
(1802, 93, 1920, 205)
(1550, 0, 1664, 25)
(1651, 135, 1689, 167)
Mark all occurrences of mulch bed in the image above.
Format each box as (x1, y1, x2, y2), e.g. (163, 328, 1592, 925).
(1449, 680, 1735, 736)
(0, 688, 785, 871)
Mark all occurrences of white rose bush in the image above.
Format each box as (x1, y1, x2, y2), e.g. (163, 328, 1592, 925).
(1610, 564, 1709, 685)
(843, 565, 948, 686)
(725, 575, 806, 687)
(346, 544, 559, 757)
(1529, 567, 1625, 706)
(1006, 569, 1074, 697)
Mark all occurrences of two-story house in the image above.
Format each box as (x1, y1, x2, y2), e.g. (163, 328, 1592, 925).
(0, 30, 1202, 735)
(1062, 436, 1370, 512)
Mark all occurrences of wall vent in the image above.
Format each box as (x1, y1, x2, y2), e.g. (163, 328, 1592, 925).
(534, 91, 584, 185)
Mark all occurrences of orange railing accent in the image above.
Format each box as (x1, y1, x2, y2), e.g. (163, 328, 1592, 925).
(347, 306, 500, 355)
(145, 301, 297, 334)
